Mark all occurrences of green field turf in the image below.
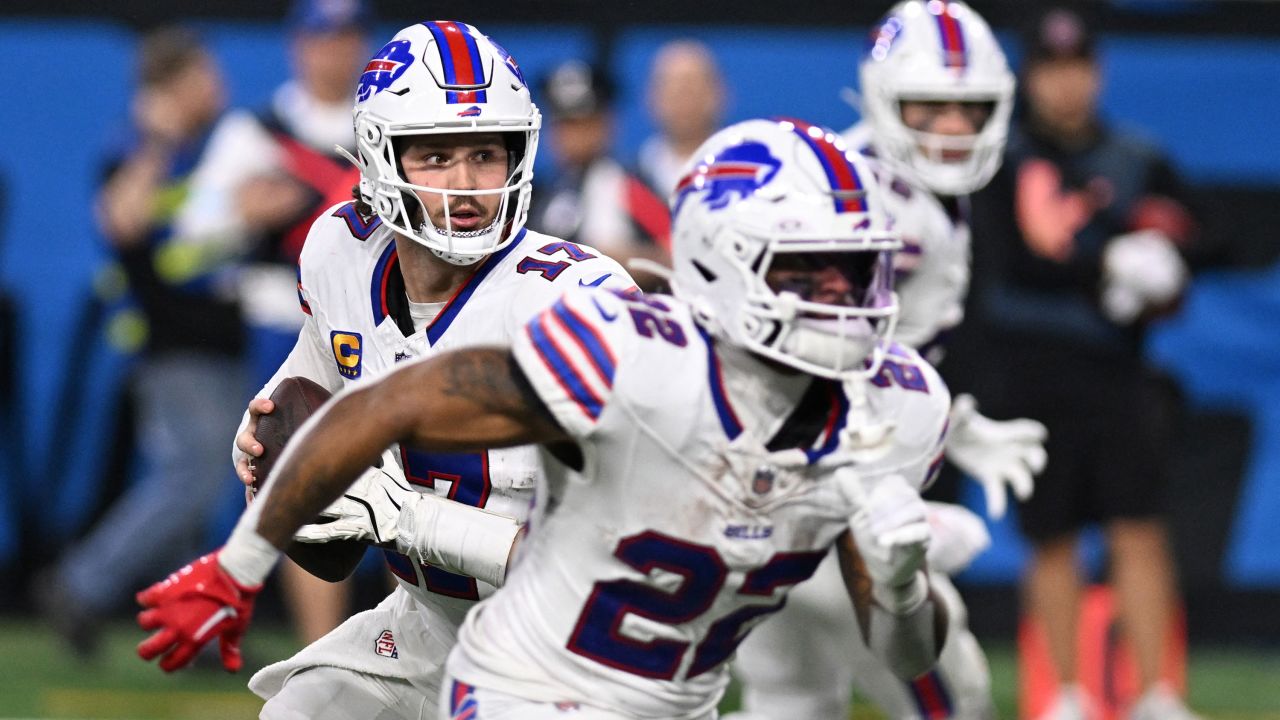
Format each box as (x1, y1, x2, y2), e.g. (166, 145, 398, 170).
(0, 618, 1276, 719)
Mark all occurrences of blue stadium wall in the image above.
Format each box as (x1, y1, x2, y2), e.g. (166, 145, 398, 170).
(0, 20, 1277, 613)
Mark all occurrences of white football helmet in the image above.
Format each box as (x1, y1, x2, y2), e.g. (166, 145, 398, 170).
(670, 118, 901, 381)
(345, 21, 540, 265)
(859, 0, 1014, 195)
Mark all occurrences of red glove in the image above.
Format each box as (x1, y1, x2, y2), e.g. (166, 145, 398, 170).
(136, 551, 262, 672)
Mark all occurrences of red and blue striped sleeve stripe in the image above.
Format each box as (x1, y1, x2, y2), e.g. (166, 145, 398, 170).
(784, 118, 869, 214)
(550, 299, 617, 386)
(424, 21, 488, 104)
(933, 3, 968, 69)
(526, 310, 609, 422)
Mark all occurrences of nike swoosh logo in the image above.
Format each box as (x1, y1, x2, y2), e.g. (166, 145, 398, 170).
(579, 273, 612, 288)
(590, 296, 618, 322)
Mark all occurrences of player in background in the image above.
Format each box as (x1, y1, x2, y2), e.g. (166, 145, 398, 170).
(136, 117, 953, 718)
(730, 3, 1046, 718)
(223, 21, 633, 718)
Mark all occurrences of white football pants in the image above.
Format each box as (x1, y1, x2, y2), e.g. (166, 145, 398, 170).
(729, 549, 994, 719)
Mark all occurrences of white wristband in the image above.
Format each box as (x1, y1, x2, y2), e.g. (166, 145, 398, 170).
(873, 569, 929, 615)
(219, 521, 280, 587)
(395, 493, 522, 588)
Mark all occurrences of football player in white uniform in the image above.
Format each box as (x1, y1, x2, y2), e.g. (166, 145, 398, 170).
(730, 3, 1047, 719)
(135, 117, 954, 718)
(224, 21, 633, 718)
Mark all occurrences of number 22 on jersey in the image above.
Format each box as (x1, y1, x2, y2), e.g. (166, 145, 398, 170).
(567, 530, 824, 680)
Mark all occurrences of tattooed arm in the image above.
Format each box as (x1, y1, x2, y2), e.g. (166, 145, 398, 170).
(252, 346, 567, 548)
(135, 346, 564, 673)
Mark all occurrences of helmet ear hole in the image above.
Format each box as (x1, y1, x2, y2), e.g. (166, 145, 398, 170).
(690, 259, 717, 282)
(358, 116, 382, 145)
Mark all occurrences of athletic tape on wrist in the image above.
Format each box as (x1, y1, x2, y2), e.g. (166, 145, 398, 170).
(219, 519, 279, 587)
(396, 493, 522, 588)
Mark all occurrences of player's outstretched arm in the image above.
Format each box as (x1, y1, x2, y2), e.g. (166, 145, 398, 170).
(252, 347, 566, 543)
(138, 346, 567, 672)
(836, 473, 949, 680)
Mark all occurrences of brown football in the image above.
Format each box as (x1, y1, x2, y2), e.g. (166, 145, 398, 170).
(252, 376, 333, 492)
(254, 376, 367, 582)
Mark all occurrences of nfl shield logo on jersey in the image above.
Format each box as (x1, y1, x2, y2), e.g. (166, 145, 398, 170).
(752, 465, 777, 495)
(374, 629, 398, 659)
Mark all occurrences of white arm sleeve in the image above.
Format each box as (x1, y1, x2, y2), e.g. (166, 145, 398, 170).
(865, 583, 945, 680)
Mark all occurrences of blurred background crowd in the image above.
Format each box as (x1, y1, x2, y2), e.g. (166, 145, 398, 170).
(0, 0, 1277, 717)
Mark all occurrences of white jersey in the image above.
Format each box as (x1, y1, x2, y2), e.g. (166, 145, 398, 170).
(257, 201, 634, 616)
(448, 287, 950, 718)
(843, 122, 971, 360)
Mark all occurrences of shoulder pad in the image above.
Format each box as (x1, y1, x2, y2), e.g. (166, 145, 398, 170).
(511, 288, 691, 438)
(855, 345, 951, 490)
(508, 232, 637, 292)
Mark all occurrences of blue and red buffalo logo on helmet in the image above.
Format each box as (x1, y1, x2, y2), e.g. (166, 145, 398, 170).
(488, 38, 526, 89)
(673, 141, 783, 214)
(357, 40, 415, 102)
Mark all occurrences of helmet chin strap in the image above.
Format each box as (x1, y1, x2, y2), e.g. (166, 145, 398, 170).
(417, 210, 507, 266)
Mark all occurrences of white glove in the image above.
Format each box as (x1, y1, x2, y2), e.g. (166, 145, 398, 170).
(924, 501, 992, 575)
(842, 472, 932, 613)
(293, 449, 523, 588)
(294, 449, 412, 547)
(945, 393, 1046, 520)
(1100, 229, 1189, 324)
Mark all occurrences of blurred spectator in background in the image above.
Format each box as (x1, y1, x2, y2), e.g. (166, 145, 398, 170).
(35, 26, 250, 659)
(198, 0, 371, 375)
(964, 8, 1201, 720)
(180, 0, 374, 644)
(636, 39, 726, 197)
(531, 60, 670, 289)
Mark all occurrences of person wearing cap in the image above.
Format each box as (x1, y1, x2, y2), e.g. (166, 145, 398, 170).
(959, 7, 1202, 720)
(171, 0, 376, 645)
(530, 59, 671, 290)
